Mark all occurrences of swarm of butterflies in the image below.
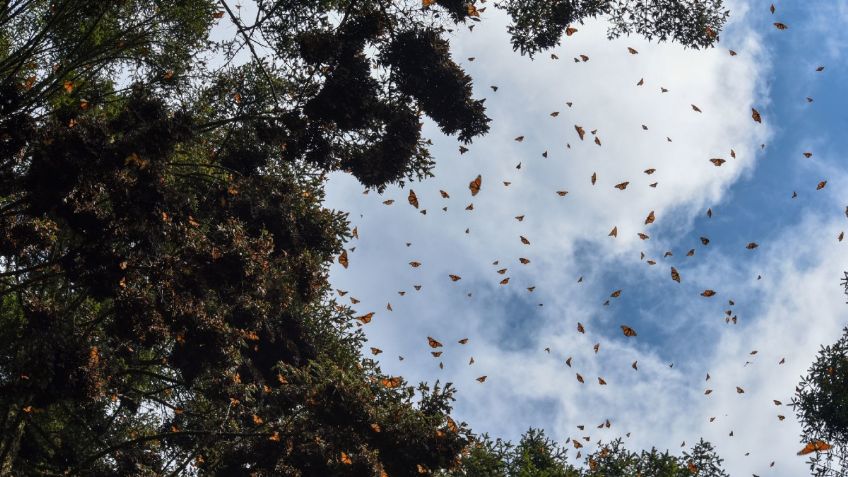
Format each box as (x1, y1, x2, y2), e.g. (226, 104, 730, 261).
(335, 1, 846, 472)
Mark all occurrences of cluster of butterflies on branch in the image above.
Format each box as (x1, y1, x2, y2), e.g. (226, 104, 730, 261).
(334, 1, 845, 470)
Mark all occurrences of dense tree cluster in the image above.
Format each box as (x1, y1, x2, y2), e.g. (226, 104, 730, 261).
(0, 0, 730, 475)
(436, 429, 728, 477)
(794, 327, 848, 477)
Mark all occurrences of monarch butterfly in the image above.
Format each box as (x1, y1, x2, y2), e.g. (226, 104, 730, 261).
(448, 274, 461, 282)
(752, 108, 762, 123)
(627, 47, 638, 54)
(701, 290, 717, 297)
(671, 267, 681, 283)
(338, 250, 349, 268)
(408, 190, 419, 209)
(608, 226, 618, 237)
(774, 22, 788, 30)
(645, 210, 656, 225)
(575, 125, 585, 140)
(381, 377, 402, 388)
(458, 338, 469, 345)
(710, 158, 726, 166)
(427, 337, 443, 348)
(621, 325, 637, 337)
(614, 182, 629, 190)
(476, 376, 487, 383)
(356, 312, 374, 324)
(469, 175, 482, 196)
(566, 27, 578, 36)
(797, 441, 831, 455)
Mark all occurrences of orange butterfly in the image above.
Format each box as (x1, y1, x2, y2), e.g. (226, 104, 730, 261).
(476, 376, 487, 383)
(620, 325, 637, 337)
(701, 290, 717, 297)
(357, 312, 374, 324)
(469, 175, 482, 196)
(752, 108, 762, 123)
(614, 182, 629, 190)
(575, 125, 586, 140)
(427, 337, 443, 348)
(671, 267, 681, 283)
(449, 274, 462, 282)
(338, 250, 349, 268)
(798, 441, 832, 455)
(710, 158, 726, 166)
(408, 190, 419, 208)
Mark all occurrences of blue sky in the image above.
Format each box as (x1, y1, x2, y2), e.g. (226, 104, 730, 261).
(324, 1, 848, 475)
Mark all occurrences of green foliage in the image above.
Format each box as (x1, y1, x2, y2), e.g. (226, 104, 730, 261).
(0, 0, 733, 474)
(794, 327, 848, 476)
(499, 0, 730, 57)
(441, 431, 726, 477)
